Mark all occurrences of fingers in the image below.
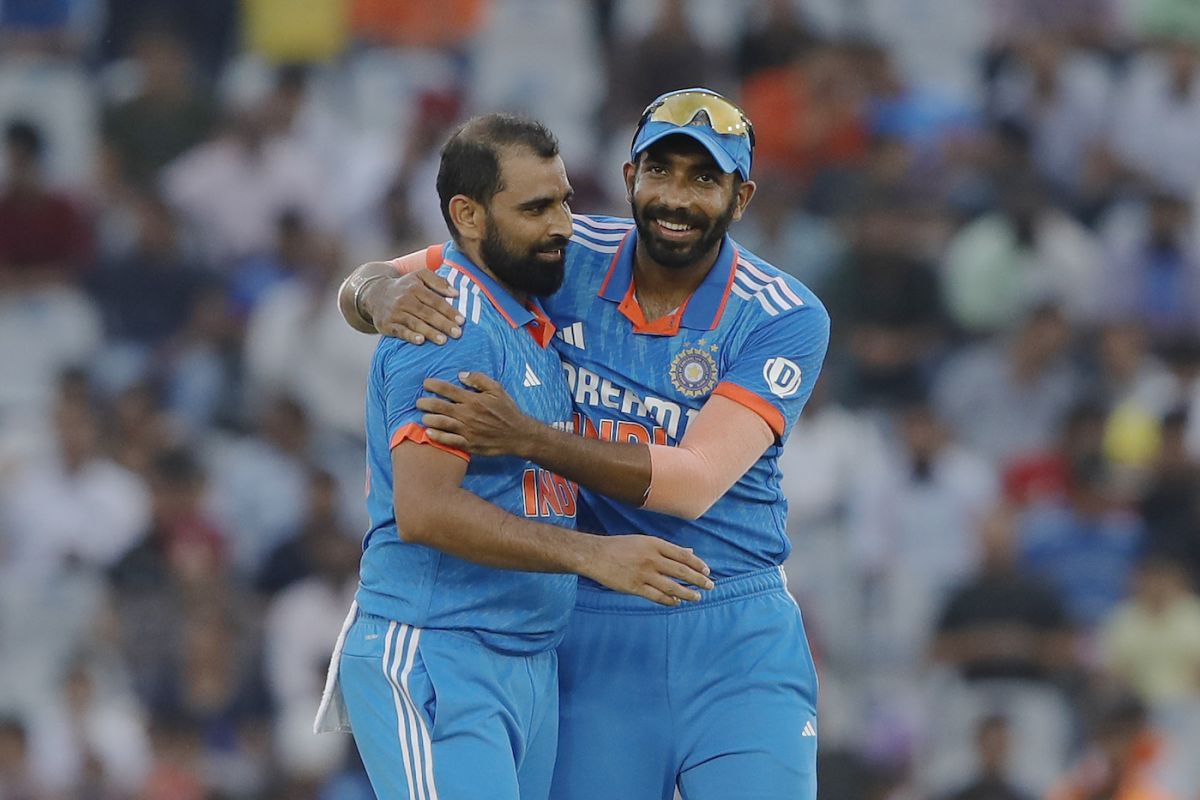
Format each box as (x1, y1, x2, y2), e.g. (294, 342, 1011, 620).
(636, 585, 682, 607)
(382, 316, 453, 346)
(415, 269, 458, 298)
(458, 371, 504, 393)
(415, 397, 456, 416)
(414, 290, 464, 337)
(423, 378, 473, 401)
(657, 542, 711, 579)
(426, 429, 470, 450)
(657, 557, 715, 592)
(421, 414, 465, 436)
(646, 574, 702, 603)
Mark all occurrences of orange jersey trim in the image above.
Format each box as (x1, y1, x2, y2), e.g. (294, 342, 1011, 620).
(712, 382, 785, 439)
(388, 244, 445, 274)
(389, 422, 469, 461)
(524, 300, 557, 347)
(615, 279, 690, 335)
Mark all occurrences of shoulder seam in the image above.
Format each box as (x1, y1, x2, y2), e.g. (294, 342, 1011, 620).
(731, 257, 805, 316)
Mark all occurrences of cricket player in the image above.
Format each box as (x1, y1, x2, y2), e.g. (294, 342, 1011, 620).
(317, 113, 712, 800)
(339, 90, 830, 799)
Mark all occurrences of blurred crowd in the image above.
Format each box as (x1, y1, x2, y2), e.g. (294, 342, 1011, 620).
(3, 0, 1200, 798)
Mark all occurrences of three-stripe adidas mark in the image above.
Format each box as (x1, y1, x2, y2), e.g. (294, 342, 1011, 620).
(523, 364, 542, 388)
(556, 321, 586, 350)
(802, 720, 817, 737)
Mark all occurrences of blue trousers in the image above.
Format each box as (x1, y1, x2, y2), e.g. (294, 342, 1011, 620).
(339, 612, 558, 799)
(551, 567, 819, 800)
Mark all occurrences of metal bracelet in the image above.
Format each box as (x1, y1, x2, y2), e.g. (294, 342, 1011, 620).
(352, 273, 389, 326)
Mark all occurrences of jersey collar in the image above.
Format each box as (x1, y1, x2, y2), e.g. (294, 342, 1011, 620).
(597, 228, 738, 335)
(442, 242, 556, 347)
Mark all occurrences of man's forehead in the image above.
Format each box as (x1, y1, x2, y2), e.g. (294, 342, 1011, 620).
(640, 136, 723, 170)
(496, 150, 569, 196)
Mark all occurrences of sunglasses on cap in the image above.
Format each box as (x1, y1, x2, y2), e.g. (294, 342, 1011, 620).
(636, 89, 755, 148)
(632, 89, 755, 180)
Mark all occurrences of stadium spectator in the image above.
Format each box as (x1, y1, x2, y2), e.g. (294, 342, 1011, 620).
(1019, 454, 1145, 631)
(941, 175, 1104, 333)
(1101, 189, 1200, 345)
(1003, 401, 1108, 508)
(825, 193, 947, 407)
(938, 715, 1033, 800)
(933, 303, 1082, 465)
(927, 506, 1076, 796)
(101, 27, 217, 192)
(1046, 694, 1177, 800)
(0, 119, 93, 288)
(0, 716, 36, 800)
(1139, 408, 1200, 584)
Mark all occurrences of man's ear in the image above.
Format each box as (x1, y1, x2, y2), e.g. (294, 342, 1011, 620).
(731, 179, 756, 222)
(448, 195, 484, 242)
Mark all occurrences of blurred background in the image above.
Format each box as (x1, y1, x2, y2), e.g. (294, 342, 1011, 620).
(3, 0, 1200, 798)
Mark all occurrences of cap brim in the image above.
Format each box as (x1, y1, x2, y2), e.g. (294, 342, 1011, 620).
(632, 124, 744, 177)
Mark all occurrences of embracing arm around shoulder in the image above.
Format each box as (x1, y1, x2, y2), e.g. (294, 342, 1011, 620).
(338, 252, 464, 343)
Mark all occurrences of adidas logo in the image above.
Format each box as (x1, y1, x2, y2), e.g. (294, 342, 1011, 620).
(556, 321, 586, 350)
(523, 364, 541, 388)
(802, 720, 817, 737)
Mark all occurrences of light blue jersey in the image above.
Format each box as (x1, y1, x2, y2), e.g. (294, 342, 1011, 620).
(357, 242, 578, 655)
(543, 215, 830, 800)
(546, 214, 831, 579)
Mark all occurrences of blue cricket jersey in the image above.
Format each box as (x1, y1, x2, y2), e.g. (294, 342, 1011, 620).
(358, 243, 578, 654)
(546, 214, 831, 579)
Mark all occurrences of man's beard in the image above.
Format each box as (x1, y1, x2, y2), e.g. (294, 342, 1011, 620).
(632, 195, 737, 269)
(480, 223, 567, 297)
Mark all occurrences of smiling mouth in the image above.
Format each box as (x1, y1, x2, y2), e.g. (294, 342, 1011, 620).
(653, 219, 700, 238)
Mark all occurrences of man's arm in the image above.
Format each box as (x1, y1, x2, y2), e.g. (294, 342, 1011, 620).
(418, 375, 773, 517)
(338, 257, 464, 343)
(392, 438, 712, 605)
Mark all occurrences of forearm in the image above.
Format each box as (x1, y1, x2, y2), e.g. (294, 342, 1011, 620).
(523, 425, 652, 507)
(401, 486, 599, 575)
(338, 261, 395, 333)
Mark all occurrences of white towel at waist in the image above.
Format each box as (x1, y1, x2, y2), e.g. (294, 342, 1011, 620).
(313, 599, 358, 734)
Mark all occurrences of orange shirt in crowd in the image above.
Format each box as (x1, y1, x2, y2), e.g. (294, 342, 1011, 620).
(352, 0, 487, 48)
(740, 60, 868, 182)
(1045, 734, 1176, 800)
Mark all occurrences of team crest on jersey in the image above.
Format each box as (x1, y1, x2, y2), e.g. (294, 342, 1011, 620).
(670, 343, 719, 398)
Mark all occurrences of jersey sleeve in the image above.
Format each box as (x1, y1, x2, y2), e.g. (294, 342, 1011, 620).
(712, 302, 830, 444)
(378, 323, 504, 461)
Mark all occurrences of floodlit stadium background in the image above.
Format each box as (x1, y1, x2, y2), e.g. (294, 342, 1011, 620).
(3, 0, 1200, 798)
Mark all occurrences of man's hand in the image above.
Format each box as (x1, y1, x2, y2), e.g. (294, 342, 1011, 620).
(365, 271, 465, 345)
(418, 372, 537, 456)
(583, 535, 714, 606)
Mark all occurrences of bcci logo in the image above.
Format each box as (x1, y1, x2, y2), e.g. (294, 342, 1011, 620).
(763, 357, 803, 398)
(670, 345, 719, 398)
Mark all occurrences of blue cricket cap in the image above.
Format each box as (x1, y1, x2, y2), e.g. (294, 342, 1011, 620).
(630, 88, 754, 180)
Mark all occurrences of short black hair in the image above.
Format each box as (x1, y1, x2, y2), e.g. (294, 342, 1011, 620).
(5, 119, 43, 158)
(436, 114, 559, 240)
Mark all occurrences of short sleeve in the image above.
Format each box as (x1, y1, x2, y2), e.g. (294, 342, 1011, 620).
(379, 323, 503, 460)
(712, 303, 830, 443)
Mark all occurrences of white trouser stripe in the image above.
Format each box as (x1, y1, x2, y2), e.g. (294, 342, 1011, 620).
(383, 622, 420, 799)
(396, 624, 439, 800)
